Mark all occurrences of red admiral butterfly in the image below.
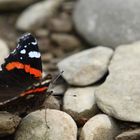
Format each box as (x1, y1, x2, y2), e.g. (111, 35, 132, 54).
(0, 33, 52, 114)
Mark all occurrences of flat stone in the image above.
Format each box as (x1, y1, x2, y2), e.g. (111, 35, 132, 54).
(95, 42, 140, 122)
(0, 111, 21, 137)
(63, 87, 98, 124)
(51, 33, 81, 51)
(73, 0, 140, 48)
(15, 109, 77, 140)
(16, 0, 64, 31)
(80, 114, 120, 140)
(116, 129, 140, 140)
(58, 46, 113, 86)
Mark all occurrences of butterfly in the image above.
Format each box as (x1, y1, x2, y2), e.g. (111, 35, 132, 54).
(0, 33, 52, 115)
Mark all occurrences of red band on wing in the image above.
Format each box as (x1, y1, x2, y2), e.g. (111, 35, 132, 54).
(20, 87, 48, 96)
(5, 62, 41, 78)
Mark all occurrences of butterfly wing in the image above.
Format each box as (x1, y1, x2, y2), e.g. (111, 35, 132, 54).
(0, 33, 42, 102)
(0, 75, 52, 114)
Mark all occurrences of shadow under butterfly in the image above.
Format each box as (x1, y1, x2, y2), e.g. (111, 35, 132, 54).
(0, 33, 53, 115)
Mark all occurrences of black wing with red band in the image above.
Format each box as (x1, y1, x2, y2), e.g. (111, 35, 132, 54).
(0, 33, 52, 114)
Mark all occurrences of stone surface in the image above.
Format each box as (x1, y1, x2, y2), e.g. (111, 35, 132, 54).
(16, 0, 64, 31)
(95, 42, 140, 122)
(116, 129, 140, 140)
(80, 114, 120, 140)
(63, 87, 98, 123)
(51, 33, 81, 51)
(0, 0, 36, 10)
(0, 112, 21, 136)
(15, 109, 77, 140)
(73, 0, 140, 48)
(0, 39, 9, 68)
(58, 46, 113, 86)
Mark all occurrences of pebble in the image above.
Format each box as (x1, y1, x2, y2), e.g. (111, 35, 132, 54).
(0, 39, 9, 68)
(115, 129, 140, 140)
(63, 87, 98, 124)
(58, 46, 113, 86)
(34, 29, 49, 37)
(95, 42, 140, 122)
(48, 16, 73, 33)
(51, 33, 81, 51)
(15, 109, 77, 140)
(80, 114, 120, 140)
(41, 53, 54, 63)
(0, 111, 21, 137)
(16, 0, 65, 31)
(42, 96, 61, 110)
(73, 0, 140, 48)
(38, 37, 51, 52)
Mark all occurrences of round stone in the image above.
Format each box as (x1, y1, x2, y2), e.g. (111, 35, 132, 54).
(15, 109, 77, 140)
(95, 42, 140, 122)
(73, 0, 140, 48)
(58, 46, 113, 86)
(63, 87, 98, 123)
(80, 114, 120, 140)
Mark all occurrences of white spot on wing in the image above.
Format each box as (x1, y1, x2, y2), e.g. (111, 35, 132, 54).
(24, 45, 27, 48)
(28, 51, 41, 58)
(31, 39, 37, 45)
(20, 57, 23, 60)
(20, 49, 26, 54)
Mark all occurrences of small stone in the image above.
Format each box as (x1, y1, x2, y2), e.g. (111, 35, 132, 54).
(63, 87, 98, 124)
(16, 0, 64, 31)
(95, 42, 140, 122)
(38, 37, 51, 52)
(58, 46, 113, 86)
(15, 109, 77, 140)
(43, 96, 61, 110)
(48, 16, 73, 32)
(51, 33, 81, 51)
(34, 29, 49, 37)
(115, 129, 140, 140)
(80, 114, 120, 140)
(0, 111, 21, 136)
(43, 63, 58, 72)
(73, 0, 140, 48)
(0, 39, 9, 67)
(0, 0, 35, 10)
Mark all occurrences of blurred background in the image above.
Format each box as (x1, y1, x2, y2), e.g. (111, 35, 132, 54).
(1, 0, 140, 139)
(0, 0, 86, 75)
(1, 0, 140, 74)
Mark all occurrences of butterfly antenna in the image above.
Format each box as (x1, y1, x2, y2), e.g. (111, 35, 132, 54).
(52, 70, 64, 84)
(44, 71, 64, 128)
(47, 70, 64, 92)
